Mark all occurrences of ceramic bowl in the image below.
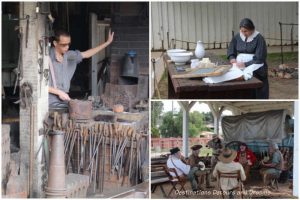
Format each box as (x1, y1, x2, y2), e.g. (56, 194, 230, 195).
(170, 52, 193, 65)
(167, 49, 187, 57)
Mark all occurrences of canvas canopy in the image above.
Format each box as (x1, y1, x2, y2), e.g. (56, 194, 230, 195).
(222, 109, 287, 143)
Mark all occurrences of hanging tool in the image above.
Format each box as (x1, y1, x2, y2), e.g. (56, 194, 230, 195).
(14, 82, 33, 109)
(112, 126, 129, 174)
(13, 28, 24, 94)
(38, 57, 44, 97)
(66, 126, 80, 172)
(109, 123, 113, 180)
(38, 39, 44, 55)
(100, 123, 108, 193)
(25, 15, 30, 48)
(128, 129, 135, 185)
(135, 133, 142, 184)
(87, 125, 103, 170)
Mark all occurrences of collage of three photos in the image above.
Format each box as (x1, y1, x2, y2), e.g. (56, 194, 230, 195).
(1, 1, 299, 199)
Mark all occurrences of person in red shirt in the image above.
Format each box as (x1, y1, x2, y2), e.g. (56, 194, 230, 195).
(234, 143, 256, 181)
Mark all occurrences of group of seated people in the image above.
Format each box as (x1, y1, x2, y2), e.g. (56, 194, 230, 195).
(166, 135, 284, 198)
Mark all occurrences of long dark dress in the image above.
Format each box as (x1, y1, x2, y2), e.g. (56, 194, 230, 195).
(227, 33, 269, 99)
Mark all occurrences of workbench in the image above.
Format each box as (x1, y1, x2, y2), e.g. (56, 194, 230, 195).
(165, 53, 263, 99)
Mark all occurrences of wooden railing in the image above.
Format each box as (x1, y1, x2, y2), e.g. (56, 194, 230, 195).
(151, 137, 212, 150)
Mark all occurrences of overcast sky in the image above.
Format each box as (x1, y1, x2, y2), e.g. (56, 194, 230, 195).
(160, 101, 233, 115)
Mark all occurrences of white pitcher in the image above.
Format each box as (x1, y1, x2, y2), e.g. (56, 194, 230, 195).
(195, 41, 205, 59)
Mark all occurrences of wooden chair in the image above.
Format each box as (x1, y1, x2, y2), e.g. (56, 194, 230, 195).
(164, 166, 188, 198)
(268, 173, 280, 191)
(151, 166, 169, 197)
(217, 170, 244, 199)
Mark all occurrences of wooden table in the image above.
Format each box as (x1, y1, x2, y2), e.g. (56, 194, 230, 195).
(165, 54, 263, 99)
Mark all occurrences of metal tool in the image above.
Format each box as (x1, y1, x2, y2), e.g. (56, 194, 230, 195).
(38, 39, 44, 55)
(38, 57, 44, 97)
(25, 15, 29, 48)
(127, 130, 135, 185)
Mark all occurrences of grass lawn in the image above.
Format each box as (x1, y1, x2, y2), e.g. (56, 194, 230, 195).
(267, 52, 298, 64)
(220, 52, 298, 66)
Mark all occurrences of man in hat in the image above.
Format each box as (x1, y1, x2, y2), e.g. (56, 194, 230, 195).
(207, 134, 223, 170)
(213, 148, 246, 199)
(188, 145, 214, 189)
(234, 143, 256, 179)
(259, 143, 283, 185)
(167, 147, 200, 191)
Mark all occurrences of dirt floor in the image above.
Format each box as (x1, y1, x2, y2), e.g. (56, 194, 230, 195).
(267, 52, 298, 99)
(153, 51, 298, 99)
(151, 175, 295, 199)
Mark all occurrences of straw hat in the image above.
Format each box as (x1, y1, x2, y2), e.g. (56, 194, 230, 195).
(218, 148, 237, 163)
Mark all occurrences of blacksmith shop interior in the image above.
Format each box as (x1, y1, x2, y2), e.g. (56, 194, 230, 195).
(2, 2, 149, 198)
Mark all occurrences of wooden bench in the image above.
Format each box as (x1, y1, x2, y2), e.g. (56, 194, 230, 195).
(151, 160, 169, 197)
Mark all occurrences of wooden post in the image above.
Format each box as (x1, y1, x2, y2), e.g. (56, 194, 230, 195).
(208, 103, 224, 136)
(90, 13, 98, 96)
(19, 2, 49, 197)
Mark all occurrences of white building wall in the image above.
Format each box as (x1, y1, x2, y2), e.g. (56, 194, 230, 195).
(151, 2, 298, 50)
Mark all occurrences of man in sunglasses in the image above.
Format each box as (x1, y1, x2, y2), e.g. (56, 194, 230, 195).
(48, 29, 114, 108)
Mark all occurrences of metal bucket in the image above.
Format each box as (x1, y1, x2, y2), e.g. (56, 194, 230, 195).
(121, 50, 139, 78)
(68, 100, 92, 121)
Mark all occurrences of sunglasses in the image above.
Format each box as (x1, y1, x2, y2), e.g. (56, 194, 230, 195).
(58, 43, 71, 47)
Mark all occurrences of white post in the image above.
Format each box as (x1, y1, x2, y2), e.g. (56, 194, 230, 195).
(182, 108, 189, 158)
(208, 103, 224, 136)
(293, 101, 298, 197)
(178, 101, 196, 157)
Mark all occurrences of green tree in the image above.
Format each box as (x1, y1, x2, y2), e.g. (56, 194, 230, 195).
(203, 112, 213, 124)
(189, 111, 207, 137)
(160, 111, 182, 137)
(159, 109, 209, 138)
(151, 127, 160, 138)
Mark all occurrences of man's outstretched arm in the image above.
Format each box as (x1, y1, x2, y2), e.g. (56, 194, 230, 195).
(81, 30, 114, 59)
(49, 87, 71, 101)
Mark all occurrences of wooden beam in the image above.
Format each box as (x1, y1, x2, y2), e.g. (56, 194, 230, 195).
(230, 101, 292, 107)
(207, 102, 225, 135)
(242, 103, 293, 112)
(188, 101, 196, 110)
(245, 107, 292, 114)
(178, 101, 189, 111)
(214, 102, 245, 113)
(178, 101, 196, 111)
